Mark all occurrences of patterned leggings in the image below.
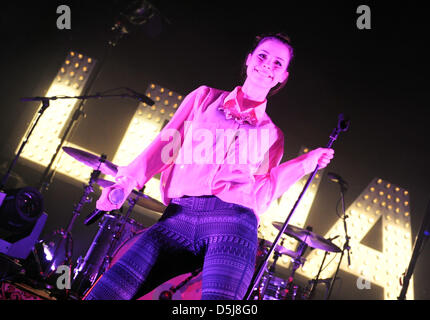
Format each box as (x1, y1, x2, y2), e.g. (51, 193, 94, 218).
(84, 196, 258, 300)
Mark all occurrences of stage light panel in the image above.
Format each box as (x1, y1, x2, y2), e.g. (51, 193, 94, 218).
(297, 177, 414, 300)
(18, 51, 96, 182)
(112, 83, 184, 202)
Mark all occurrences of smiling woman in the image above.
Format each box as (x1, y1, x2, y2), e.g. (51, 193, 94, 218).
(83, 31, 334, 300)
(242, 33, 294, 98)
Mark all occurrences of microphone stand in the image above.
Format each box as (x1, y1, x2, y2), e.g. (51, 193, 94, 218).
(2, 91, 142, 193)
(244, 114, 350, 300)
(326, 181, 350, 299)
(0, 98, 50, 190)
(398, 198, 430, 300)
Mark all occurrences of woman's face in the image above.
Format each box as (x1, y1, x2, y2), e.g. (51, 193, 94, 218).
(245, 38, 291, 91)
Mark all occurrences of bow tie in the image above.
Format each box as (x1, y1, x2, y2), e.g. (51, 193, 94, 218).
(218, 102, 258, 126)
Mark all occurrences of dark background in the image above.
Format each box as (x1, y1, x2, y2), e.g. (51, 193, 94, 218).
(0, 1, 428, 299)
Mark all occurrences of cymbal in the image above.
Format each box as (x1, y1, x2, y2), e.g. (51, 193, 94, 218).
(63, 147, 118, 177)
(95, 178, 166, 213)
(62, 147, 118, 177)
(272, 222, 341, 253)
(258, 238, 300, 260)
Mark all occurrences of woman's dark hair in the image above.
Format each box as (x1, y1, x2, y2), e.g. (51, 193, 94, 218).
(242, 32, 294, 97)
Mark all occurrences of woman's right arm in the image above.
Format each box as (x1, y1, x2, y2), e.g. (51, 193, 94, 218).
(96, 86, 210, 211)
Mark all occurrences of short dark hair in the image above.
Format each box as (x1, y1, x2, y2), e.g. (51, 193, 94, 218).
(242, 32, 294, 97)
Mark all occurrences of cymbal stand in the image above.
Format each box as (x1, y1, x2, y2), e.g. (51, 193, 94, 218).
(304, 249, 328, 300)
(326, 182, 350, 299)
(306, 235, 339, 299)
(44, 156, 106, 284)
(244, 114, 350, 300)
(285, 240, 308, 300)
(257, 239, 284, 300)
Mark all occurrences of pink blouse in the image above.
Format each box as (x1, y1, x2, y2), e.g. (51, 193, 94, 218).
(116, 86, 310, 218)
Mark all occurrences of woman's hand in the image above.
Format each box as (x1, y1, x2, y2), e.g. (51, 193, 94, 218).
(95, 176, 137, 211)
(300, 147, 335, 174)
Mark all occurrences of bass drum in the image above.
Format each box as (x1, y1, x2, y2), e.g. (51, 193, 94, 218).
(109, 230, 203, 300)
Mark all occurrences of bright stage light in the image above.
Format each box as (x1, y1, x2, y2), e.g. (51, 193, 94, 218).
(112, 83, 185, 202)
(18, 51, 97, 182)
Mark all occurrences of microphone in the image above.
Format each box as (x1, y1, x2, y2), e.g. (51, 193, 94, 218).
(83, 188, 126, 225)
(126, 88, 155, 106)
(327, 172, 348, 188)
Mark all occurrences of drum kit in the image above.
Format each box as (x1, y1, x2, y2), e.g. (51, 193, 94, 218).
(35, 146, 165, 298)
(252, 223, 341, 300)
(36, 146, 342, 300)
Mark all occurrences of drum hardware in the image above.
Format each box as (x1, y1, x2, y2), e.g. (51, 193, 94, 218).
(304, 277, 336, 300)
(257, 238, 300, 261)
(254, 222, 341, 300)
(40, 157, 106, 298)
(283, 233, 309, 300)
(72, 187, 145, 298)
(257, 238, 288, 300)
(269, 223, 342, 300)
(158, 267, 203, 300)
(271, 222, 342, 253)
(59, 144, 163, 297)
(99, 187, 144, 274)
(254, 237, 307, 300)
(71, 213, 145, 297)
(257, 274, 288, 300)
(256, 224, 341, 300)
(305, 235, 339, 300)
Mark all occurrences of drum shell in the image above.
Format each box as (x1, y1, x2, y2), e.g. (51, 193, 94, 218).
(72, 213, 144, 295)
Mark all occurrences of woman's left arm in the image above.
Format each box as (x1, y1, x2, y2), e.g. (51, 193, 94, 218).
(253, 133, 334, 214)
